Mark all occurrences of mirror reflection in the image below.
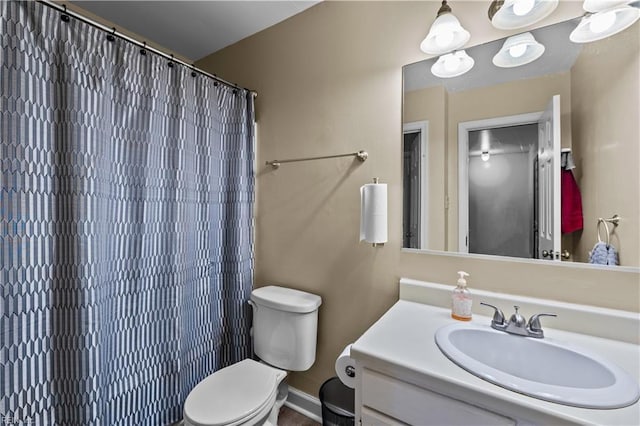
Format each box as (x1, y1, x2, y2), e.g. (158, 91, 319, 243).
(402, 18, 639, 267)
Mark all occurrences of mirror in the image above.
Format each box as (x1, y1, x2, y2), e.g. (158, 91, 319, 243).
(402, 17, 639, 268)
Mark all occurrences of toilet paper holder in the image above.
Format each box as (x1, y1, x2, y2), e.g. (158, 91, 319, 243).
(335, 344, 357, 388)
(360, 177, 387, 247)
(371, 178, 383, 248)
(345, 365, 355, 378)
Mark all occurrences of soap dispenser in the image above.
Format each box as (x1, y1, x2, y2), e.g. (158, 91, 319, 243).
(451, 271, 472, 321)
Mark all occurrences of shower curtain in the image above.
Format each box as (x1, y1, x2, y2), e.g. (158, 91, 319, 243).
(1, 2, 254, 425)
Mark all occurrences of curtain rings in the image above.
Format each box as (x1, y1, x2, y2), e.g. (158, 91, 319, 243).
(106, 27, 116, 42)
(61, 5, 70, 22)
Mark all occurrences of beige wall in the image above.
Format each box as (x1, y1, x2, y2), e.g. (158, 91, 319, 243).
(570, 22, 640, 266)
(196, 1, 639, 396)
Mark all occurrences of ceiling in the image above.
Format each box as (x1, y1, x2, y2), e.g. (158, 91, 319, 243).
(72, 1, 320, 61)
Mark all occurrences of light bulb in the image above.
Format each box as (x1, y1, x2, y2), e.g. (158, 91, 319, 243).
(589, 10, 616, 34)
(435, 31, 455, 48)
(513, 0, 535, 16)
(508, 44, 527, 58)
(481, 151, 490, 162)
(444, 55, 460, 72)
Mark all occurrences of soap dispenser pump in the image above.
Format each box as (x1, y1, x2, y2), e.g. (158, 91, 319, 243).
(451, 271, 472, 321)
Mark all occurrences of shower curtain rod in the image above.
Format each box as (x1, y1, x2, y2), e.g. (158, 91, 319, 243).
(37, 0, 258, 97)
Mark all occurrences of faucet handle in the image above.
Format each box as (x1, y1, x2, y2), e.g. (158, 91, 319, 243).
(509, 305, 527, 328)
(480, 302, 505, 326)
(527, 313, 557, 333)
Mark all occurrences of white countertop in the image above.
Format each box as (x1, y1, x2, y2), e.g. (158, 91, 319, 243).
(351, 283, 640, 425)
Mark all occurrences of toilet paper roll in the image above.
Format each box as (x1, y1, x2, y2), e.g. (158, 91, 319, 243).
(335, 344, 356, 389)
(360, 183, 387, 244)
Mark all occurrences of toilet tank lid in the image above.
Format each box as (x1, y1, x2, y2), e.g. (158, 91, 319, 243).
(251, 286, 322, 313)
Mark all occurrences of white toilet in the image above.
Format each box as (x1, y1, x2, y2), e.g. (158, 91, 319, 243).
(183, 285, 322, 426)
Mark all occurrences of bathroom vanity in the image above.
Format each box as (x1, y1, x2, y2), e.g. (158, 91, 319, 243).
(350, 279, 640, 425)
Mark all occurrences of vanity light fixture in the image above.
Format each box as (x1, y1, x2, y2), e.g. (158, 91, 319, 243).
(488, 0, 559, 30)
(420, 0, 471, 55)
(492, 32, 545, 67)
(431, 50, 475, 78)
(583, 0, 634, 12)
(569, 1, 640, 43)
(481, 151, 491, 162)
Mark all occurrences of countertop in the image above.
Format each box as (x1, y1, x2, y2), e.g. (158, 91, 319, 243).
(351, 290, 640, 425)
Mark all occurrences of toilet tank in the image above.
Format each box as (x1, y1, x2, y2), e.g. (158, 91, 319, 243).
(250, 286, 322, 371)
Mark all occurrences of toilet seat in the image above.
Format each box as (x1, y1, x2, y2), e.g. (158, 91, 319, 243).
(184, 359, 287, 426)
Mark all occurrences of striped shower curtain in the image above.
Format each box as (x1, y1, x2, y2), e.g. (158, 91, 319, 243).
(1, 2, 254, 424)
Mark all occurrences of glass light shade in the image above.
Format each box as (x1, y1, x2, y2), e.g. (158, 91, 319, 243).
(431, 50, 475, 78)
(491, 0, 559, 30)
(420, 13, 471, 55)
(509, 43, 528, 57)
(590, 10, 617, 32)
(513, 0, 536, 16)
(481, 151, 491, 162)
(492, 32, 546, 68)
(583, 0, 630, 12)
(570, 5, 640, 43)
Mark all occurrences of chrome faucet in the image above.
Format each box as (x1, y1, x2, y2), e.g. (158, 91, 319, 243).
(480, 302, 557, 338)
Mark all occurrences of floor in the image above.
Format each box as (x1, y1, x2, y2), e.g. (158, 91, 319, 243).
(278, 406, 320, 426)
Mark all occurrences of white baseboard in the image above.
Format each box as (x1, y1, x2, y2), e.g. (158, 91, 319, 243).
(284, 386, 323, 423)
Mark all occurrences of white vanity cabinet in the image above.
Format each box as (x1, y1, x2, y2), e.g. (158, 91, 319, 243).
(349, 279, 640, 426)
(357, 367, 515, 426)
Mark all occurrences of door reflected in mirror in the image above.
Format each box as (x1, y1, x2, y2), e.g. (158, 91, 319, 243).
(403, 121, 428, 249)
(465, 124, 538, 259)
(402, 18, 639, 267)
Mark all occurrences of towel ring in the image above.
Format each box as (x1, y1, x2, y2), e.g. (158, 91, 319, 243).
(597, 218, 611, 246)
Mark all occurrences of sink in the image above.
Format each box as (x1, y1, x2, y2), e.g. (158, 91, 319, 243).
(435, 323, 640, 409)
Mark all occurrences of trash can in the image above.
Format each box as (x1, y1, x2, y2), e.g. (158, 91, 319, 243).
(319, 377, 355, 426)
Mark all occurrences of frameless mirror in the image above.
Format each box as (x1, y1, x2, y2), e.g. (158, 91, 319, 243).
(402, 18, 639, 268)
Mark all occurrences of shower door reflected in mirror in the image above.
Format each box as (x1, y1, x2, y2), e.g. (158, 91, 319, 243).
(401, 18, 640, 267)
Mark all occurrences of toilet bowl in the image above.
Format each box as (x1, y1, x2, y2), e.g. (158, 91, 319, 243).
(183, 286, 322, 426)
(183, 359, 287, 426)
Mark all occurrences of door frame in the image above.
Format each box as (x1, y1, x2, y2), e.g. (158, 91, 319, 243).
(537, 95, 562, 261)
(403, 121, 429, 249)
(457, 112, 542, 253)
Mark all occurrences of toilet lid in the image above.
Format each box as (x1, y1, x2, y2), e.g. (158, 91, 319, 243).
(184, 359, 285, 426)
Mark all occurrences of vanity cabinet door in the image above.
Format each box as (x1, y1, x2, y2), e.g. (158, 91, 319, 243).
(361, 407, 407, 426)
(361, 369, 515, 426)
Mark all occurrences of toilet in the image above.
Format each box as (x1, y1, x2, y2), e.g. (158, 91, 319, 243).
(183, 285, 322, 426)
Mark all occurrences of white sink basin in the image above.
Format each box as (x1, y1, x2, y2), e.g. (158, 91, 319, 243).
(435, 323, 640, 409)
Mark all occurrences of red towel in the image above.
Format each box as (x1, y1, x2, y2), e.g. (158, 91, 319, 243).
(561, 169, 583, 234)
